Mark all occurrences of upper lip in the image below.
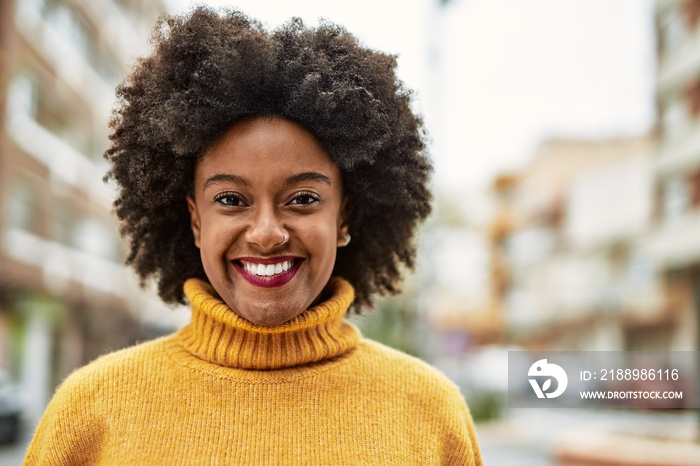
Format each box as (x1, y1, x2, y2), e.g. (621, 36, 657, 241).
(233, 255, 301, 265)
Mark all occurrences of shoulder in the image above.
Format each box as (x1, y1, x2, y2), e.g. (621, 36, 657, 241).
(355, 338, 466, 405)
(23, 336, 177, 464)
(55, 335, 173, 401)
(357, 338, 457, 384)
(353, 339, 483, 464)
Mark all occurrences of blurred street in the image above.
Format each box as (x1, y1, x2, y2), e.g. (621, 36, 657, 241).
(477, 408, 700, 466)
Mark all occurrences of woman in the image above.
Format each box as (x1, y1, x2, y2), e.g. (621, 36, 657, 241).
(23, 7, 483, 465)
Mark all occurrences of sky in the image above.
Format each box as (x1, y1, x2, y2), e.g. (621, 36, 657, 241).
(167, 0, 656, 194)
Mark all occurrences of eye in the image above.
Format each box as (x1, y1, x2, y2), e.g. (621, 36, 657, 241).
(288, 192, 321, 206)
(214, 192, 246, 207)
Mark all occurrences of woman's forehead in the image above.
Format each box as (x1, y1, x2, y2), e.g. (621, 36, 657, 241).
(195, 117, 342, 189)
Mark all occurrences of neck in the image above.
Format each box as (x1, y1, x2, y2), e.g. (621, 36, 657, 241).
(177, 277, 360, 370)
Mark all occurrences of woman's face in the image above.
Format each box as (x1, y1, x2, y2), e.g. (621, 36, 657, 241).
(187, 117, 349, 327)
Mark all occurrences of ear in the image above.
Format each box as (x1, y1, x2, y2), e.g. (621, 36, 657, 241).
(336, 196, 350, 247)
(186, 195, 201, 249)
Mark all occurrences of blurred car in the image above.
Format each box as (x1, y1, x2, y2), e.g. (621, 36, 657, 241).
(0, 370, 22, 445)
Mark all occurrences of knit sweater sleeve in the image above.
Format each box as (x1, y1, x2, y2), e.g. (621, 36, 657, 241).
(22, 369, 106, 466)
(432, 377, 483, 466)
(449, 398, 484, 466)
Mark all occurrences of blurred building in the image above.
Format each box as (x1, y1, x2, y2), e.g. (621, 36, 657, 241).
(418, 198, 505, 357)
(0, 0, 180, 426)
(489, 136, 674, 350)
(646, 0, 700, 354)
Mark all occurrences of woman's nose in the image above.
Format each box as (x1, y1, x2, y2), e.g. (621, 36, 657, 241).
(244, 206, 286, 250)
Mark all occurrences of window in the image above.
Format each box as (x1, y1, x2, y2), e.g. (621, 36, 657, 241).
(49, 203, 76, 246)
(661, 176, 690, 220)
(660, 8, 689, 55)
(6, 74, 38, 119)
(94, 53, 121, 88)
(50, 207, 122, 261)
(46, 112, 94, 159)
(3, 176, 38, 234)
(71, 218, 121, 261)
(16, 0, 46, 17)
(43, 0, 97, 68)
(661, 99, 690, 144)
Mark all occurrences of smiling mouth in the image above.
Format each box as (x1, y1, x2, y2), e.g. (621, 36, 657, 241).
(233, 257, 303, 288)
(234, 258, 303, 277)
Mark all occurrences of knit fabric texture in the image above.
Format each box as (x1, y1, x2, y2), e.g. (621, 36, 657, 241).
(23, 277, 483, 465)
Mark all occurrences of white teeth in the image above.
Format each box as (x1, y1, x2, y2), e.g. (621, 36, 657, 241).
(241, 260, 294, 277)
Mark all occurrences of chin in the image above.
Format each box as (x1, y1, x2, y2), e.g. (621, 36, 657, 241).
(252, 314, 297, 327)
(238, 302, 301, 327)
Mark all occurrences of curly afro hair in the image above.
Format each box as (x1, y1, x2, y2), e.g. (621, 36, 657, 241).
(105, 7, 432, 312)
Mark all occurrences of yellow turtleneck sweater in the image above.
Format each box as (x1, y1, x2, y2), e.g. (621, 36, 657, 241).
(23, 277, 483, 465)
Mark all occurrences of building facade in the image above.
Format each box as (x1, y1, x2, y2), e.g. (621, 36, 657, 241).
(647, 0, 700, 353)
(0, 0, 179, 428)
(489, 137, 671, 350)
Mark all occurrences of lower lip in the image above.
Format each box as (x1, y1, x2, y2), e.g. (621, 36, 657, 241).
(234, 261, 302, 288)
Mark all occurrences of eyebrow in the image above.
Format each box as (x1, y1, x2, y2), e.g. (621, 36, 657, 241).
(203, 173, 250, 189)
(284, 172, 331, 186)
(203, 171, 331, 190)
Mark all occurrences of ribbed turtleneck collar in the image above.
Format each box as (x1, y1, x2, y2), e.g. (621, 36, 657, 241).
(176, 277, 360, 370)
